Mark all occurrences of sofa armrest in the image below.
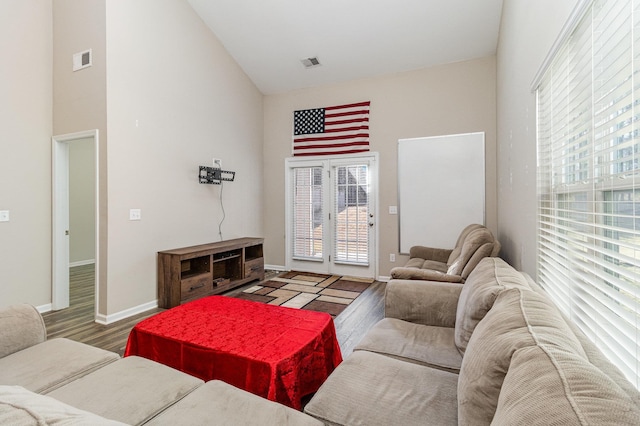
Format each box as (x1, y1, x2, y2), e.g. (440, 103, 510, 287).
(384, 279, 463, 327)
(389, 267, 464, 282)
(0, 304, 46, 359)
(409, 245, 452, 263)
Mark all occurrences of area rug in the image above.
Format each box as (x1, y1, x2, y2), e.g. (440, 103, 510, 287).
(235, 271, 375, 317)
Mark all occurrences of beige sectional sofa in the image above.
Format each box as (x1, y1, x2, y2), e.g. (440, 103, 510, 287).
(0, 303, 322, 426)
(304, 257, 640, 425)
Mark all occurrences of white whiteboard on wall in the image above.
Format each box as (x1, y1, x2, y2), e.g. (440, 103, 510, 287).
(398, 132, 485, 254)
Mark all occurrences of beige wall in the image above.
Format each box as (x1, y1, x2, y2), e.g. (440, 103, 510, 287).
(264, 57, 497, 277)
(496, 0, 577, 275)
(0, 0, 53, 307)
(69, 138, 96, 264)
(104, 0, 264, 316)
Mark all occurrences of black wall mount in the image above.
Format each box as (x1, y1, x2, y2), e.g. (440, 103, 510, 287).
(199, 166, 235, 184)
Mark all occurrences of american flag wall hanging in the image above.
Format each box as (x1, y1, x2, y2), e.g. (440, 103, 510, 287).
(293, 101, 370, 156)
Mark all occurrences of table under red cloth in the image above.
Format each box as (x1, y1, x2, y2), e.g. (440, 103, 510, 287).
(124, 295, 342, 409)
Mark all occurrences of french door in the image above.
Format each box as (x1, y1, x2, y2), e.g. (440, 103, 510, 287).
(285, 154, 377, 278)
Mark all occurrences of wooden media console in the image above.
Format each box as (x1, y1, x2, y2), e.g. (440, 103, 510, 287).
(157, 237, 264, 309)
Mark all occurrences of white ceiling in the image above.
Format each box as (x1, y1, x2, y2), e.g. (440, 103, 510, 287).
(188, 0, 504, 95)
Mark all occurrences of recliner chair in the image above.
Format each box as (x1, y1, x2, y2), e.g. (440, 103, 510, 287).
(390, 224, 500, 283)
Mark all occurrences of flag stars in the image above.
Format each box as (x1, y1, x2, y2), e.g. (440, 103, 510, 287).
(294, 108, 325, 135)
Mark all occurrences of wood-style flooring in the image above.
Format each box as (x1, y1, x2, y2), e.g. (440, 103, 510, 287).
(42, 264, 385, 357)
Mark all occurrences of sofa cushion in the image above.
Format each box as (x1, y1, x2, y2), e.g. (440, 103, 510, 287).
(354, 318, 463, 372)
(304, 350, 458, 426)
(0, 385, 126, 425)
(48, 356, 203, 425)
(457, 287, 586, 426)
(492, 345, 640, 425)
(0, 304, 46, 359)
(147, 380, 323, 426)
(383, 280, 463, 327)
(0, 338, 120, 393)
(446, 224, 485, 265)
(454, 257, 530, 355)
(446, 228, 495, 277)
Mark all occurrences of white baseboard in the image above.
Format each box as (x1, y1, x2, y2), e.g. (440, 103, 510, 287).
(265, 264, 287, 272)
(377, 275, 391, 282)
(35, 303, 52, 313)
(95, 300, 158, 325)
(69, 259, 95, 267)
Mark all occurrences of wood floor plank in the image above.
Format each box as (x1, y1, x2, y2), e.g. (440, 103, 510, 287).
(43, 265, 385, 357)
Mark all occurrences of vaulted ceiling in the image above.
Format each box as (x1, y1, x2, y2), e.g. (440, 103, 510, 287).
(188, 0, 504, 94)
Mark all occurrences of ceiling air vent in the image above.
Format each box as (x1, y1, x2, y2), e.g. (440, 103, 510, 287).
(301, 57, 321, 68)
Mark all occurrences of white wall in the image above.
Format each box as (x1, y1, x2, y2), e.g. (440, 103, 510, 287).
(0, 0, 53, 307)
(104, 0, 264, 316)
(496, 0, 578, 275)
(264, 57, 497, 277)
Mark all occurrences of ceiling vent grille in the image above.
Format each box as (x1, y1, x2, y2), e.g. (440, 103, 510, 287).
(301, 57, 321, 68)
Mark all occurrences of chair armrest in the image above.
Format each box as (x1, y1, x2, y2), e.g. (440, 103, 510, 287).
(389, 267, 464, 282)
(384, 280, 463, 327)
(0, 304, 46, 358)
(409, 246, 452, 263)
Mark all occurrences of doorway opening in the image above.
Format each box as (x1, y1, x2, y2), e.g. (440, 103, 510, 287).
(52, 130, 99, 318)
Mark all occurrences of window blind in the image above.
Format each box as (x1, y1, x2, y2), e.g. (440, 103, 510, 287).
(537, 0, 640, 389)
(292, 167, 323, 260)
(334, 164, 370, 264)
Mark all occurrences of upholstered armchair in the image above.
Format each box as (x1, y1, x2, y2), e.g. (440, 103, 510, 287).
(390, 224, 500, 283)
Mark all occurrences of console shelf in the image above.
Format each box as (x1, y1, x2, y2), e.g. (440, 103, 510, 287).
(157, 237, 264, 309)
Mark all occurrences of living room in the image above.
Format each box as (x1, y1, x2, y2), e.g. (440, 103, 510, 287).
(2, 0, 551, 318)
(3, 0, 640, 424)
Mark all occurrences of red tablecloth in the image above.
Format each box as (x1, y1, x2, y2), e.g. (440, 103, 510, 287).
(124, 296, 342, 409)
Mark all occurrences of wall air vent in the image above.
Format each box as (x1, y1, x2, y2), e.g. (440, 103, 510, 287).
(301, 57, 321, 68)
(73, 49, 92, 72)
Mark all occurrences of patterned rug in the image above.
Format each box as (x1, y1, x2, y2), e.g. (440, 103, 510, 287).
(235, 271, 375, 317)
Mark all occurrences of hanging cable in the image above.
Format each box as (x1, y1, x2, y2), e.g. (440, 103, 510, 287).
(218, 181, 226, 241)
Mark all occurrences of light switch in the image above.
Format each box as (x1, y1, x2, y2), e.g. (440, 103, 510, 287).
(0, 210, 9, 222)
(129, 209, 141, 221)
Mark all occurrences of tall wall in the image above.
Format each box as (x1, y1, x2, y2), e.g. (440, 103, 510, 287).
(0, 0, 53, 307)
(496, 0, 577, 275)
(53, 0, 107, 311)
(104, 0, 264, 317)
(264, 57, 497, 277)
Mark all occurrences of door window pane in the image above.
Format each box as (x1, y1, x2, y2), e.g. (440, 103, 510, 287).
(292, 167, 323, 259)
(334, 165, 369, 264)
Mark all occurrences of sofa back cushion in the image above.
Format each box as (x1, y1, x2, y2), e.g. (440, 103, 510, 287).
(454, 257, 529, 356)
(0, 304, 46, 359)
(446, 228, 496, 276)
(457, 287, 586, 426)
(447, 224, 485, 265)
(492, 345, 640, 425)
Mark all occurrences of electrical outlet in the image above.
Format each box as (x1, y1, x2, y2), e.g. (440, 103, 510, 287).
(389, 206, 398, 215)
(390, 253, 396, 262)
(0, 210, 9, 222)
(129, 209, 141, 221)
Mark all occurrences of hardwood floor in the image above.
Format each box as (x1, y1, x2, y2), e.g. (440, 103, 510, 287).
(42, 265, 385, 357)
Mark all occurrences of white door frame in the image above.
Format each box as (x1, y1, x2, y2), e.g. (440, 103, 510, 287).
(52, 129, 100, 315)
(285, 153, 379, 278)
